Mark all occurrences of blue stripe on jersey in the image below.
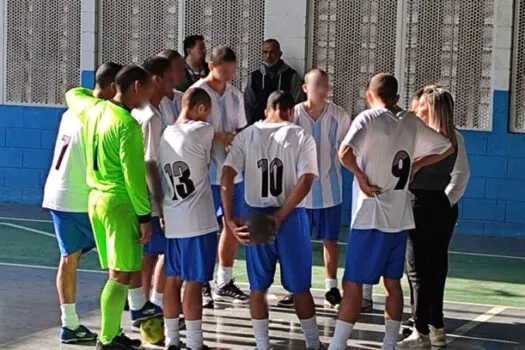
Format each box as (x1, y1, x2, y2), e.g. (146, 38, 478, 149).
(172, 99, 180, 119)
(209, 155, 218, 183)
(328, 117, 341, 205)
(309, 119, 323, 207)
(219, 97, 228, 132)
(231, 92, 240, 126)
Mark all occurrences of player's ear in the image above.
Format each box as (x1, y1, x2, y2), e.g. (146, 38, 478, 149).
(302, 82, 308, 94)
(197, 103, 207, 115)
(208, 62, 214, 72)
(264, 108, 269, 120)
(110, 82, 117, 97)
(365, 89, 373, 105)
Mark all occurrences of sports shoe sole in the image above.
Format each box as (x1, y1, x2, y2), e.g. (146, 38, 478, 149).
(212, 293, 249, 304)
(323, 299, 340, 309)
(60, 335, 97, 344)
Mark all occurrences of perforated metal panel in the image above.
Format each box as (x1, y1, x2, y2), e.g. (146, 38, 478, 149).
(5, 0, 81, 105)
(403, 0, 494, 130)
(99, 0, 179, 65)
(311, 0, 399, 117)
(184, 0, 265, 90)
(511, 0, 525, 132)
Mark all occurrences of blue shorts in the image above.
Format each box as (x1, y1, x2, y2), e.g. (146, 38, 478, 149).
(343, 229, 408, 285)
(212, 182, 246, 219)
(307, 205, 342, 241)
(143, 217, 166, 256)
(164, 232, 218, 282)
(245, 207, 312, 293)
(50, 210, 96, 257)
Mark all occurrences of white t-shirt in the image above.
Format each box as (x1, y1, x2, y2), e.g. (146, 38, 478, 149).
(224, 121, 318, 208)
(132, 104, 164, 216)
(294, 102, 351, 209)
(342, 108, 451, 232)
(158, 120, 219, 238)
(191, 79, 247, 185)
(159, 89, 183, 127)
(42, 111, 89, 212)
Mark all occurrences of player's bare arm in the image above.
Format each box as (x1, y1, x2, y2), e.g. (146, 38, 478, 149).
(145, 160, 164, 225)
(412, 145, 455, 179)
(338, 144, 381, 197)
(220, 165, 251, 245)
(272, 173, 316, 228)
(213, 131, 234, 146)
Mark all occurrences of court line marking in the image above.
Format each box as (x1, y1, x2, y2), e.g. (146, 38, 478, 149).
(0, 262, 106, 274)
(0, 222, 55, 238)
(1, 217, 524, 261)
(447, 306, 507, 345)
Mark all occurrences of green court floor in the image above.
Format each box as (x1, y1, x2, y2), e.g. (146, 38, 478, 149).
(1, 219, 524, 308)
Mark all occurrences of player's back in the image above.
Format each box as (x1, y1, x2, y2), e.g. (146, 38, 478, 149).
(86, 101, 144, 195)
(42, 110, 89, 212)
(158, 120, 218, 238)
(345, 107, 450, 232)
(231, 121, 318, 208)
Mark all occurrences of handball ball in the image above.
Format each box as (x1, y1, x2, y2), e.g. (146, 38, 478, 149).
(140, 316, 165, 345)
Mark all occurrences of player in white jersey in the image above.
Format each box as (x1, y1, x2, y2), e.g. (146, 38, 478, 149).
(127, 56, 179, 329)
(191, 46, 249, 306)
(42, 62, 122, 343)
(282, 68, 350, 309)
(328, 74, 454, 350)
(159, 88, 218, 350)
(222, 91, 323, 350)
(157, 49, 185, 123)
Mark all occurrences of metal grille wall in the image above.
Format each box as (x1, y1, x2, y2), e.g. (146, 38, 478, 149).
(311, 0, 399, 117)
(511, 0, 525, 132)
(99, 0, 179, 65)
(403, 0, 494, 130)
(5, 0, 81, 105)
(184, 0, 265, 90)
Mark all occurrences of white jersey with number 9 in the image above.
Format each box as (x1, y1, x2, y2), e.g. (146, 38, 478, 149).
(342, 108, 451, 232)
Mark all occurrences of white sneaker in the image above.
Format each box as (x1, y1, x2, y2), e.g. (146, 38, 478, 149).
(397, 330, 431, 349)
(429, 326, 446, 347)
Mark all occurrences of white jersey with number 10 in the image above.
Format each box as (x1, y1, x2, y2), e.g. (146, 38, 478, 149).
(158, 120, 219, 239)
(42, 111, 89, 212)
(224, 121, 319, 208)
(342, 108, 451, 233)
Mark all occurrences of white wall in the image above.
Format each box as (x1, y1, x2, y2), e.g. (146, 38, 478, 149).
(494, 0, 514, 91)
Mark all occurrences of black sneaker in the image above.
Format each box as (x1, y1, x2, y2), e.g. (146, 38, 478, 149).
(96, 335, 139, 350)
(213, 279, 249, 304)
(202, 282, 214, 309)
(323, 288, 342, 308)
(115, 333, 141, 348)
(277, 293, 294, 307)
(166, 346, 182, 350)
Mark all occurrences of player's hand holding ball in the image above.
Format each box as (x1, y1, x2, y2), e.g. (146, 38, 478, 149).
(226, 217, 252, 245)
(245, 212, 278, 245)
(139, 221, 153, 244)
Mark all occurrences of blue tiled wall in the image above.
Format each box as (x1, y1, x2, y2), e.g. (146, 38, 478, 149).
(0, 89, 524, 238)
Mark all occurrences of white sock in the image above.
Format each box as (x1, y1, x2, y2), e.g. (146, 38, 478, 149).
(60, 303, 79, 330)
(128, 288, 147, 311)
(299, 316, 320, 349)
(325, 279, 337, 291)
(328, 320, 354, 350)
(217, 266, 233, 288)
(164, 317, 180, 346)
(186, 320, 203, 349)
(363, 284, 373, 300)
(150, 290, 163, 308)
(382, 319, 401, 348)
(252, 319, 270, 350)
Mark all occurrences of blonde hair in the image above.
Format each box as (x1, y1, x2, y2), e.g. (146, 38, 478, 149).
(421, 85, 457, 146)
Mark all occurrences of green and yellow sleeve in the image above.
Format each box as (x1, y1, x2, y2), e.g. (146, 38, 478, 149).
(119, 121, 151, 222)
(65, 87, 102, 123)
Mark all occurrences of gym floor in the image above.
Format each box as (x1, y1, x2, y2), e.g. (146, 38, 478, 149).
(0, 203, 524, 349)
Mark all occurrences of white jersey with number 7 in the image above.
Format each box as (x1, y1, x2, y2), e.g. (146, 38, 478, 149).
(342, 108, 451, 233)
(42, 111, 89, 212)
(224, 121, 319, 208)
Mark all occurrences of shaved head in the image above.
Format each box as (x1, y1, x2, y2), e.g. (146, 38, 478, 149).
(368, 73, 399, 103)
(304, 68, 328, 84)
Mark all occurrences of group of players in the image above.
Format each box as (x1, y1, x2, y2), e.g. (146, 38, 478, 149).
(41, 39, 458, 350)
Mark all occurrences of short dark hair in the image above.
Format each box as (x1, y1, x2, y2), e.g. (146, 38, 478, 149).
(182, 87, 212, 110)
(266, 90, 295, 112)
(304, 68, 328, 84)
(142, 56, 172, 77)
(210, 46, 236, 65)
(368, 73, 399, 103)
(183, 35, 205, 56)
(263, 38, 281, 51)
(157, 49, 182, 62)
(95, 62, 123, 89)
(115, 65, 150, 93)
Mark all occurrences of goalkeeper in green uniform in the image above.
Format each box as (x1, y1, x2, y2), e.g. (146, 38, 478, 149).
(66, 65, 155, 350)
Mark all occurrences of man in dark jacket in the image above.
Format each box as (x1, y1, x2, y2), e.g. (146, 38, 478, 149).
(177, 35, 210, 92)
(244, 39, 305, 125)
